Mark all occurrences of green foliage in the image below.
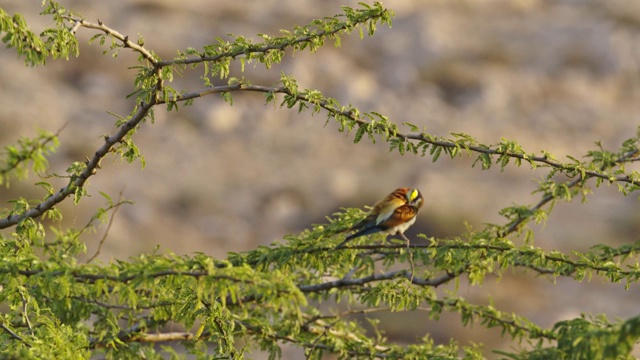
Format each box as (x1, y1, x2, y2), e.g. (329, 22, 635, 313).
(0, 1, 79, 66)
(0, 129, 59, 187)
(1, 1, 640, 359)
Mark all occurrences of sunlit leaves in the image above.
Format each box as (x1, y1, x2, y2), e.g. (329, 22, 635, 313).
(0, 10, 49, 66)
(0, 130, 59, 187)
(158, 2, 393, 97)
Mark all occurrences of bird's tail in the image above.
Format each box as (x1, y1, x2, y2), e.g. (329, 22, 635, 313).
(334, 237, 353, 250)
(334, 226, 380, 249)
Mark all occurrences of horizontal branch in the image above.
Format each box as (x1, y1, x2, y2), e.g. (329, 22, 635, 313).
(134, 332, 193, 343)
(167, 83, 640, 188)
(71, 296, 174, 311)
(427, 241, 640, 279)
(306, 100, 640, 187)
(3, 241, 623, 293)
(298, 268, 461, 293)
(330, 241, 640, 281)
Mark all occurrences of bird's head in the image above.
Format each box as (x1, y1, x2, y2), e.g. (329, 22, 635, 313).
(405, 188, 423, 209)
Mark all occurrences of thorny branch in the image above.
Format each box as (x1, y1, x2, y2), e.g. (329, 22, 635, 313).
(66, 18, 157, 64)
(168, 82, 640, 190)
(0, 101, 155, 229)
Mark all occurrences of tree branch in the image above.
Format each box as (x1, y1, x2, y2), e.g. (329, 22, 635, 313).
(298, 268, 460, 293)
(498, 148, 640, 237)
(0, 101, 155, 229)
(133, 332, 193, 343)
(86, 190, 127, 263)
(166, 83, 640, 187)
(65, 18, 157, 65)
(153, 7, 390, 68)
(0, 322, 30, 347)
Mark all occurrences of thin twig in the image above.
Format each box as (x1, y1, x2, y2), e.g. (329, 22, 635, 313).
(0, 322, 30, 347)
(64, 18, 157, 64)
(135, 332, 193, 343)
(298, 268, 458, 293)
(86, 189, 126, 263)
(399, 233, 415, 285)
(19, 291, 33, 335)
(71, 296, 174, 310)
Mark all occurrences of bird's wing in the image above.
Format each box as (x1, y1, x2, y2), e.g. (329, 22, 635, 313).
(347, 193, 404, 231)
(373, 194, 407, 225)
(377, 205, 418, 230)
(337, 189, 410, 248)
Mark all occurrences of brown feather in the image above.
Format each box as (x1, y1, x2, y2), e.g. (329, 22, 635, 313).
(379, 205, 418, 229)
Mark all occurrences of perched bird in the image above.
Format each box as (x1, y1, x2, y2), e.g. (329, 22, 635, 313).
(335, 187, 424, 249)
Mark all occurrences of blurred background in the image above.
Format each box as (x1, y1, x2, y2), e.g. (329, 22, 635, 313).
(2, 0, 640, 358)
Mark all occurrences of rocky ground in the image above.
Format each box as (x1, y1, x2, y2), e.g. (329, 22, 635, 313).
(2, 0, 640, 358)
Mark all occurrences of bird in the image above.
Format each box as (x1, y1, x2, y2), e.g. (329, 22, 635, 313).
(335, 187, 424, 249)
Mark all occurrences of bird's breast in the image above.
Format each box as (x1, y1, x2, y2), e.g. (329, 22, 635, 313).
(385, 215, 417, 235)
